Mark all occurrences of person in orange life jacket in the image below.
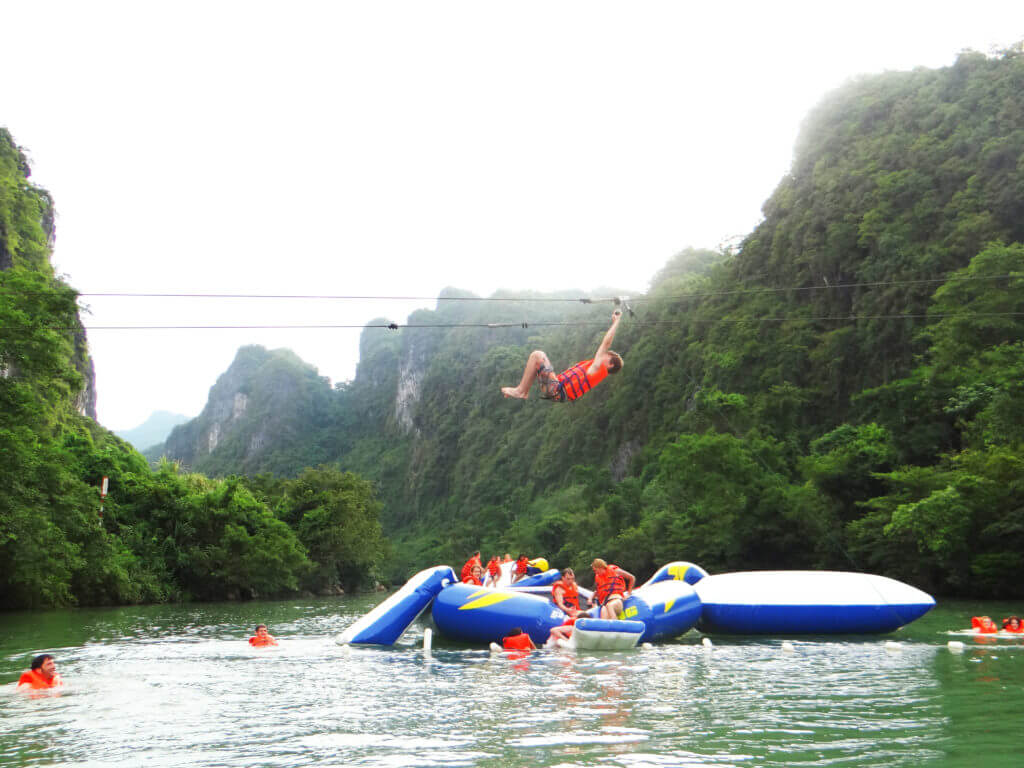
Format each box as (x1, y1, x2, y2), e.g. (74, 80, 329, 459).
(511, 554, 530, 583)
(552, 568, 584, 618)
(485, 556, 501, 587)
(463, 564, 484, 586)
(501, 310, 623, 402)
(460, 551, 481, 582)
(547, 568, 586, 645)
(1003, 616, 1022, 633)
(971, 616, 999, 633)
(590, 559, 636, 620)
(18, 654, 63, 690)
(502, 627, 537, 651)
(249, 624, 278, 647)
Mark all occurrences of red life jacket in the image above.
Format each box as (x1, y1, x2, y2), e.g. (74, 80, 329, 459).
(487, 558, 500, 576)
(249, 635, 278, 647)
(502, 633, 533, 651)
(461, 556, 481, 582)
(594, 565, 626, 604)
(557, 359, 609, 401)
(551, 580, 580, 612)
(1002, 618, 1023, 633)
(463, 575, 483, 586)
(515, 557, 529, 575)
(18, 670, 62, 690)
(971, 616, 998, 634)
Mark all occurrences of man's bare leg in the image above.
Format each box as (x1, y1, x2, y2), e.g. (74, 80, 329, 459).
(601, 597, 624, 620)
(502, 350, 553, 399)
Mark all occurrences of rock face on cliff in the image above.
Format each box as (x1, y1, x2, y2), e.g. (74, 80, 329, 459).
(160, 346, 336, 475)
(0, 128, 97, 421)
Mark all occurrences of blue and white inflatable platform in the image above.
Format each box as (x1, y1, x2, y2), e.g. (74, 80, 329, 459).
(694, 570, 936, 634)
(336, 559, 936, 649)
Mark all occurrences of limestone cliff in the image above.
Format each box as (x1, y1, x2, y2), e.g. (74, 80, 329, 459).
(0, 128, 97, 421)
(160, 345, 336, 475)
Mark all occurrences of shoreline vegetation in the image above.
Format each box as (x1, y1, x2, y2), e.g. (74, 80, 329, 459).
(4, 47, 1024, 610)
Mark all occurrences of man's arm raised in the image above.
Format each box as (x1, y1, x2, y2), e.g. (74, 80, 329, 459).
(587, 310, 621, 377)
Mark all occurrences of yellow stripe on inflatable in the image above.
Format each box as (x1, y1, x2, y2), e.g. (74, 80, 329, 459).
(667, 564, 689, 581)
(459, 592, 517, 611)
(664, 598, 676, 613)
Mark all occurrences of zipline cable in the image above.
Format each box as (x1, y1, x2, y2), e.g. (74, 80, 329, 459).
(5, 311, 1024, 332)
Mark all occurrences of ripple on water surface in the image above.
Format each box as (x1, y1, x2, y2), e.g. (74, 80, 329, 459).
(2, 598, 1024, 767)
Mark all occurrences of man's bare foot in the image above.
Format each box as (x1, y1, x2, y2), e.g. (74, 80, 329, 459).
(502, 387, 527, 399)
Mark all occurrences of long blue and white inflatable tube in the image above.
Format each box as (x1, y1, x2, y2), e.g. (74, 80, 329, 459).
(695, 571, 936, 634)
(337, 565, 457, 645)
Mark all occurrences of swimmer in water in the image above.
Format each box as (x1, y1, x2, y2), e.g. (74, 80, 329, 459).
(248, 624, 278, 647)
(17, 654, 63, 691)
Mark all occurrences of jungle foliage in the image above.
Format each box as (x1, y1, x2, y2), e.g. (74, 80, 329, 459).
(6, 47, 1024, 607)
(330, 48, 1024, 597)
(0, 128, 386, 608)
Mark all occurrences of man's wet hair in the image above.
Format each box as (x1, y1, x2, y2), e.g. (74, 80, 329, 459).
(255, 624, 267, 632)
(607, 351, 623, 373)
(30, 654, 53, 671)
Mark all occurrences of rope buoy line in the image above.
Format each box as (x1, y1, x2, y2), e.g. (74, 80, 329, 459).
(4, 311, 1024, 332)
(1, 272, 1018, 303)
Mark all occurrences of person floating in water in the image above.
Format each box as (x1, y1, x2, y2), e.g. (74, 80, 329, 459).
(18, 654, 63, 691)
(248, 624, 278, 647)
(501, 627, 537, 651)
(971, 616, 999, 634)
(1003, 616, 1022, 633)
(501, 309, 623, 402)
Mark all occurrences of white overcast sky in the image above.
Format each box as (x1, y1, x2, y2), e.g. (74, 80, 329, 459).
(2, 1, 1022, 430)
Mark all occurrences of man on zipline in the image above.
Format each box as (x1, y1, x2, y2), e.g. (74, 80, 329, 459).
(501, 309, 623, 402)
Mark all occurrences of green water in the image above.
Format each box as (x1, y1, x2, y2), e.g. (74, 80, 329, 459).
(1, 597, 1021, 767)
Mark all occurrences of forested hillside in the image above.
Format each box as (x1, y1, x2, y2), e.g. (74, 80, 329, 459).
(0, 128, 386, 609)
(160, 49, 1024, 597)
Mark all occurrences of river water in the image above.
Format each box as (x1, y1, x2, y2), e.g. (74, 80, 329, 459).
(1, 596, 1021, 767)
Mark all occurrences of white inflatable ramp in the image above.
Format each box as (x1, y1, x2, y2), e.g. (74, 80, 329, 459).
(337, 565, 457, 645)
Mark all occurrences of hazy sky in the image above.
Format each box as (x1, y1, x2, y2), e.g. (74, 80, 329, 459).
(2, 1, 1022, 430)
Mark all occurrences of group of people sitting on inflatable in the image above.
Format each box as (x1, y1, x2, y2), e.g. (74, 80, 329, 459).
(971, 615, 1022, 633)
(481, 558, 638, 650)
(460, 552, 537, 587)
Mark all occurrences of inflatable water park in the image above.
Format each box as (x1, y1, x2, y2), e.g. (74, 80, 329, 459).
(337, 559, 936, 650)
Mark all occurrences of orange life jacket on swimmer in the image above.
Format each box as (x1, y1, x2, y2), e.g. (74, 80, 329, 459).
(1002, 618, 1023, 633)
(595, 565, 626, 605)
(557, 359, 609, 401)
(971, 616, 999, 633)
(18, 670, 62, 690)
(249, 635, 278, 647)
(463, 575, 483, 586)
(515, 557, 529, 575)
(551, 580, 580, 612)
(503, 633, 533, 651)
(487, 558, 500, 576)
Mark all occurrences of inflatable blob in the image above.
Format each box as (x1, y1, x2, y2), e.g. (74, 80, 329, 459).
(432, 584, 566, 647)
(695, 570, 935, 634)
